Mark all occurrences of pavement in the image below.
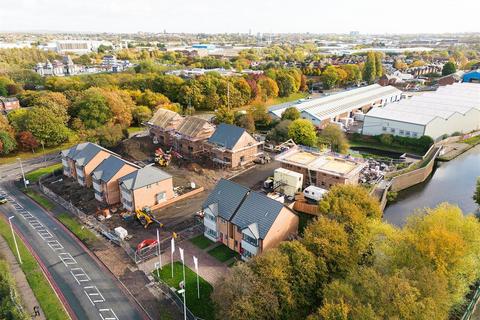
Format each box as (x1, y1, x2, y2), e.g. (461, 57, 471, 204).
(0, 235, 45, 319)
(0, 155, 149, 320)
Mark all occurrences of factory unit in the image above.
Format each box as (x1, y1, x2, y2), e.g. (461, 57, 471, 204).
(275, 145, 366, 189)
(268, 84, 402, 129)
(362, 83, 480, 141)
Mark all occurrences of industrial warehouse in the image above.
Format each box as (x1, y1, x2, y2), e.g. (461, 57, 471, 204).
(269, 84, 402, 128)
(362, 83, 480, 141)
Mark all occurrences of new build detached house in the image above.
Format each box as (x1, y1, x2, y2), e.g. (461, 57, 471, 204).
(202, 179, 299, 260)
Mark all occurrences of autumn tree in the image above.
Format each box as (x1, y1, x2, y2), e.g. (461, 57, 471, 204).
(234, 113, 255, 133)
(281, 107, 300, 121)
(95, 123, 126, 148)
(319, 124, 349, 153)
(70, 88, 112, 129)
(288, 119, 317, 147)
(267, 120, 292, 143)
(374, 52, 383, 77)
(16, 131, 38, 152)
(23, 107, 69, 146)
(214, 107, 235, 125)
(132, 106, 152, 125)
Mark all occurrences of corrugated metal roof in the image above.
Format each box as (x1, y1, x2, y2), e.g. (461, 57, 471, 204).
(119, 166, 171, 190)
(269, 84, 401, 121)
(202, 179, 250, 221)
(208, 124, 246, 150)
(364, 83, 480, 125)
(230, 191, 285, 240)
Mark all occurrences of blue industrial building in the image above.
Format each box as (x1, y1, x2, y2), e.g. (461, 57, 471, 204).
(463, 69, 480, 83)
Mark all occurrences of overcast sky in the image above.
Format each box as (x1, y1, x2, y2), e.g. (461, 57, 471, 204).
(0, 0, 478, 34)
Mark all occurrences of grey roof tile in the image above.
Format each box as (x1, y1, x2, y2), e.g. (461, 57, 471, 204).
(202, 179, 249, 221)
(208, 123, 246, 150)
(92, 156, 132, 182)
(231, 191, 285, 239)
(119, 166, 171, 190)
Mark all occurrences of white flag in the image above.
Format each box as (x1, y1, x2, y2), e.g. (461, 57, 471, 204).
(179, 247, 184, 262)
(193, 256, 198, 272)
(171, 237, 175, 254)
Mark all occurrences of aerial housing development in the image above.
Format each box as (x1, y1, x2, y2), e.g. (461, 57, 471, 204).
(0, 8, 479, 320)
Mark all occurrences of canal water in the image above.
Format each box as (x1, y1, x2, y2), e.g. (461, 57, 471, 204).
(383, 144, 480, 226)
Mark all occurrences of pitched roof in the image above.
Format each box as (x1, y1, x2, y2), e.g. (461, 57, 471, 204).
(92, 156, 136, 182)
(176, 116, 214, 138)
(230, 191, 286, 240)
(147, 108, 182, 129)
(119, 166, 172, 190)
(73, 142, 109, 167)
(61, 142, 89, 158)
(208, 124, 246, 150)
(202, 179, 249, 221)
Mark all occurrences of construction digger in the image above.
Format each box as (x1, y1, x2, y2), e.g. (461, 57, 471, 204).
(135, 207, 163, 229)
(154, 147, 183, 167)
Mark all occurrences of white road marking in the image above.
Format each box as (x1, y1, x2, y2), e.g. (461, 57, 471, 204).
(84, 286, 105, 305)
(70, 268, 91, 285)
(29, 220, 44, 229)
(47, 240, 64, 251)
(38, 229, 54, 240)
(58, 253, 77, 267)
(99, 308, 119, 320)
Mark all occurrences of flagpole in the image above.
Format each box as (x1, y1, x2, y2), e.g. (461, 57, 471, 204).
(157, 229, 162, 270)
(171, 237, 175, 278)
(180, 247, 186, 320)
(193, 256, 200, 299)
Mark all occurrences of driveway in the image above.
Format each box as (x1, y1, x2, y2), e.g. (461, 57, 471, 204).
(231, 158, 280, 190)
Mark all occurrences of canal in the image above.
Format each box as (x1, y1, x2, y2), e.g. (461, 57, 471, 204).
(383, 144, 480, 226)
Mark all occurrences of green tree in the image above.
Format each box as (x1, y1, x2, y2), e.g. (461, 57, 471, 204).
(70, 88, 112, 129)
(442, 62, 457, 76)
(23, 107, 69, 146)
(267, 120, 292, 143)
(474, 177, 480, 206)
(281, 107, 300, 121)
(214, 107, 235, 125)
(234, 113, 255, 133)
(132, 106, 152, 125)
(363, 52, 377, 84)
(374, 52, 383, 77)
(319, 124, 349, 154)
(321, 66, 340, 89)
(276, 73, 296, 97)
(288, 119, 317, 147)
(0, 131, 16, 154)
(95, 124, 126, 148)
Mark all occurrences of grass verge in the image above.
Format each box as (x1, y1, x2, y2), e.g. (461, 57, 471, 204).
(24, 190, 55, 211)
(25, 163, 63, 183)
(0, 217, 69, 320)
(0, 258, 29, 318)
(0, 140, 78, 165)
(189, 235, 214, 250)
(153, 261, 214, 320)
(462, 135, 480, 146)
(56, 213, 97, 246)
(207, 244, 239, 262)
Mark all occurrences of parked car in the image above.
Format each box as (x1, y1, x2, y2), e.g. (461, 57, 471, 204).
(254, 153, 271, 165)
(0, 196, 7, 204)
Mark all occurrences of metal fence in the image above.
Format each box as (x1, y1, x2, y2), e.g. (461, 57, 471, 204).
(152, 279, 199, 320)
(461, 286, 480, 320)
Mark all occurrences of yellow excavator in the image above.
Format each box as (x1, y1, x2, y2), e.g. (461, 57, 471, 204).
(135, 207, 163, 229)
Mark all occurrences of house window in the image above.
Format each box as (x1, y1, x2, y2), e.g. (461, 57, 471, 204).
(206, 213, 216, 222)
(242, 234, 257, 246)
(156, 192, 166, 203)
(188, 146, 193, 152)
(390, 128, 396, 133)
(412, 132, 418, 137)
(205, 227, 217, 239)
(240, 156, 245, 162)
(405, 131, 411, 136)
(399, 130, 404, 135)
(146, 184, 151, 189)
(242, 249, 254, 259)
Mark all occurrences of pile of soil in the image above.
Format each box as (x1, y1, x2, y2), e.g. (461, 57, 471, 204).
(186, 163, 204, 174)
(115, 136, 156, 161)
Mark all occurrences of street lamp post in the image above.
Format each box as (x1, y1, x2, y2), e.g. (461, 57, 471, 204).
(17, 158, 27, 189)
(8, 217, 22, 264)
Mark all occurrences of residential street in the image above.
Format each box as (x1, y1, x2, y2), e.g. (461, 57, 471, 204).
(0, 155, 148, 320)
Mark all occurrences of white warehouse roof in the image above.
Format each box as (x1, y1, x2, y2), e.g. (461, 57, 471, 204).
(364, 83, 480, 125)
(269, 84, 402, 121)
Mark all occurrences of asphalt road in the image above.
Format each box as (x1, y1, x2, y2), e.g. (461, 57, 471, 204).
(0, 155, 147, 320)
